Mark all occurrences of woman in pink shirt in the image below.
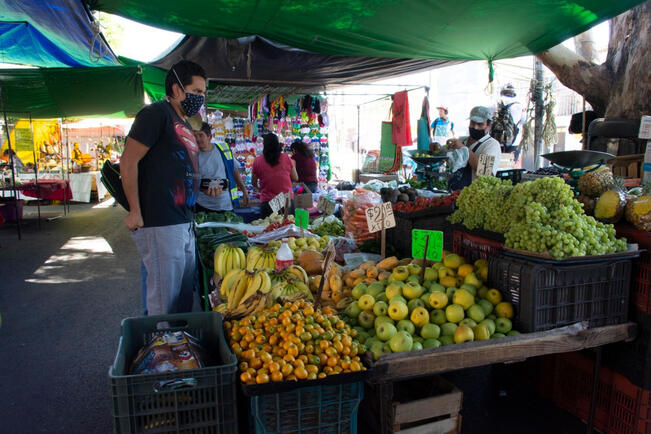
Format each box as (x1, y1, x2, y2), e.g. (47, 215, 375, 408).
(252, 133, 298, 218)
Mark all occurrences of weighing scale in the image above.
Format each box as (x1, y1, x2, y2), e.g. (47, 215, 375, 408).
(541, 150, 615, 190)
(407, 149, 449, 191)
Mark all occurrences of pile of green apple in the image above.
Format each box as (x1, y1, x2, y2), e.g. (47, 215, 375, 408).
(342, 257, 519, 360)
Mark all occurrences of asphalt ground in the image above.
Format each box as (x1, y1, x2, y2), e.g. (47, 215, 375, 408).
(0, 200, 587, 433)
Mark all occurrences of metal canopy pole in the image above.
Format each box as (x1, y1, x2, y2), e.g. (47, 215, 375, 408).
(0, 85, 22, 240)
(30, 114, 41, 230)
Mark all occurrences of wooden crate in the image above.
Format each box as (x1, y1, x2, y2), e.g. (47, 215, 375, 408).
(608, 154, 644, 179)
(359, 376, 462, 434)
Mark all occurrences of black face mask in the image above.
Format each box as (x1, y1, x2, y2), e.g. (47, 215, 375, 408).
(469, 127, 485, 140)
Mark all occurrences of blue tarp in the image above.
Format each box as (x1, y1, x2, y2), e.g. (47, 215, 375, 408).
(0, 0, 119, 67)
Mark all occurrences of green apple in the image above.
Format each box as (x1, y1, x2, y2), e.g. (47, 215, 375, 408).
(439, 335, 454, 346)
(406, 274, 421, 285)
(374, 315, 394, 329)
(423, 338, 442, 349)
(375, 321, 397, 342)
(487, 313, 497, 321)
(389, 331, 413, 352)
(392, 266, 409, 281)
(367, 282, 385, 298)
(413, 336, 424, 344)
(422, 280, 433, 291)
(491, 333, 506, 338)
(367, 327, 376, 337)
(385, 282, 404, 300)
(353, 326, 366, 335)
(420, 291, 433, 306)
(445, 286, 458, 300)
(478, 299, 494, 316)
(358, 294, 376, 311)
(478, 286, 489, 300)
(430, 283, 446, 293)
(403, 281, 424, 299)
(376, 293, 388, 304)
(388, 301, 409, 321)
(407, 263, 422, 275)
(357, 310, 376, 329)
(389, 295, 407, 305)
(507, 330, 521, 336)
(460, 283, 478, 297)
(452, 289, 475, 310)
(464, 272, 482, 288)
(466, 304, 486, 323)
(345, 301, 362, 319)
(387, 275, 395, 283)
(473, 323, 491, 340)
(407, 298, 425, 314)
(430, 309, 447, 325)
(379, 279, 389, 287)
(479, 319, 496, 335)
(411, 341, 423, 351)
(351, 283, 367, 299)
(397, 319, 416, 335)
(420, 323, 441, 340)
(454, 325, 474, 343)
(383, 342, 393, 354)
(460, 318, 477, 328)
(356, 331, 370, 344)
(440, 322, 458, 336)
(445, 304, 465, 323)
(373, 301, 389, 317)
(369, 340, 385, 360)
(411, 307, 430, 328)
(424, 267, 437, 281)
(495, 318, 512, 334)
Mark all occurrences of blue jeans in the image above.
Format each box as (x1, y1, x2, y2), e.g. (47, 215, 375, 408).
(141, 261, 148, 315)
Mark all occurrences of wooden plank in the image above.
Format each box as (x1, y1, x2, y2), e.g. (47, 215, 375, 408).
(394, 387, 462, 425)
(396, 414, 460, 434)
(369, 322, 636, 383)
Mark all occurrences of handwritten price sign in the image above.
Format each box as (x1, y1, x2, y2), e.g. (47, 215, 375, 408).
(295, 208, 309, 229)
(317, 196, 336, 215)
(269, 192, 288, 214)
(412, 230, 443, 262)
(365, 202, 396, 234)
(477, 154, 496, 177)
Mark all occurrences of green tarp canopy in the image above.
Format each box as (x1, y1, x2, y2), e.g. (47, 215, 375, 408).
(89, 0, 643, 60)
(0, 66, 144, 118)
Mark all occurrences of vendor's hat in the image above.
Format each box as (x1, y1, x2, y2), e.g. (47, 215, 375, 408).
(436, 105, 449, 111)
(469, 106, 492, 123)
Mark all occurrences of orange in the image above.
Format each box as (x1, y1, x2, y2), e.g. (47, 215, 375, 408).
(255, 373, 269, 384)
(281, 364, 293, 377)
(240, 372, 253, 383)
(318, 373, 327, 379)
(327, 356, 338, 367)
(495, 301, 514, 319)
(250, 358, 262, 369)
(294, 367, 308, 380)
(271, 371, 283, 382)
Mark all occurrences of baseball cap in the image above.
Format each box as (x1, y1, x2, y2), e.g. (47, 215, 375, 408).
(436, 106, 449, 111)
(469, 106, 492, 123)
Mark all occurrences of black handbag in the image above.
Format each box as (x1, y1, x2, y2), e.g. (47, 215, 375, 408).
(100, 160, 130, 211)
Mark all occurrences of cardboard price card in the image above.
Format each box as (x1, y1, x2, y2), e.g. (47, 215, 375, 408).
(269, 192, 287, 214)
(411, 229, 444, 262)
(477, 154, 496, 177)
(317, 196, 336, 215)
(365, 202, 396, 233)
(295, 208, 309, 229)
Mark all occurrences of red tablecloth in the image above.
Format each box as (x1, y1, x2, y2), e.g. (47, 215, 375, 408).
(20, 179, 72, 201)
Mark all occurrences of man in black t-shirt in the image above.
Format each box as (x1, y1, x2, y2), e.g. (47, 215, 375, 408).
(121, 60, 207, 315)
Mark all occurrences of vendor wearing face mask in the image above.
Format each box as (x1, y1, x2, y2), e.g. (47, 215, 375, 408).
(447, 106, 502, 190)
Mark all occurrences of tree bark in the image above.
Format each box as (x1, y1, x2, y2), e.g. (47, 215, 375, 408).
(536, 1, 650, 119)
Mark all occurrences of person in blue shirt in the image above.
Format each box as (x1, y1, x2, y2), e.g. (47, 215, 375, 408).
(431, 106, 455, 145)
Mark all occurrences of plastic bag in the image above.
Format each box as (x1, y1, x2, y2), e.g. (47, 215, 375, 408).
(343, 189, 382, 244)
(343, 252, 383, 270)
(326, 234, 358, 263)
(248, 224, 318, 244)
(130, 331, 208, 375)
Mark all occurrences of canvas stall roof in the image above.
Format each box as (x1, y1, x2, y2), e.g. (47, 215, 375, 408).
(0, 66, 144, 118)
(0, 0, 118, 67)
(89, 0, 643, 60)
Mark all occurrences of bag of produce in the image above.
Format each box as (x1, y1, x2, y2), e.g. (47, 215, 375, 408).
(343, 189, 382, 244)
(130, 331, 208, 375)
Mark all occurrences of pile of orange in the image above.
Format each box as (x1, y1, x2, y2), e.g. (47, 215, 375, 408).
(225, 300, 366, 385)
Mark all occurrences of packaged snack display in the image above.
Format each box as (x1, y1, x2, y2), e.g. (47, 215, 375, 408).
(130, 331, 208, 375)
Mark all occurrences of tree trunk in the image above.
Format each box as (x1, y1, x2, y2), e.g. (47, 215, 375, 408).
(536, 1, 650, 119)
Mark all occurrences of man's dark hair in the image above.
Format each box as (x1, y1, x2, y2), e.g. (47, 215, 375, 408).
(290, 139, 314, 158)
(200, 122, 212, 138)
(263, 133, 282, 166)
(165, 60, 207, 97)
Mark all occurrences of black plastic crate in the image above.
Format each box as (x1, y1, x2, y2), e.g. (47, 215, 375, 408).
(496, 169, 526, 184)
(387, 210, 453, 258)
(488, 255, 632, 332)
(250, 382, 363, 433)
(452, 226, 505, 263)
(603, 310, 651, 389)
(109, 312, 238, 433)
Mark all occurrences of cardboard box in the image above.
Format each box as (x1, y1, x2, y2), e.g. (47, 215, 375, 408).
(294, 184, 313, 209)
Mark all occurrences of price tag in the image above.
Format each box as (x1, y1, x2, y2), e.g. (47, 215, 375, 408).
(412, 230, 444, 261)
(295, 208, 309, 229)
(315, 242, 337, 307)
(317, 196, 336, 215)
(269, 192, 287, 214)
(477, 154, 496, 177)
(365, 202, 396, 234)
(639, 115, 651, 139)
(14, 128, 33, 152)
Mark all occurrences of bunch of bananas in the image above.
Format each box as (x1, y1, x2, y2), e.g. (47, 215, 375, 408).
(271, 278, 313, 303)
(214, 244, 246, 278)
(270, 264, 309, 286)
(216, 269, 273, 319)
(309, 263, 353, 310)
(245, 246, 278, 271)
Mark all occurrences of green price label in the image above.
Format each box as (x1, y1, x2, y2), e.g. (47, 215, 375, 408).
(412, 230, 443, 261)
(295, 208, 309, 229)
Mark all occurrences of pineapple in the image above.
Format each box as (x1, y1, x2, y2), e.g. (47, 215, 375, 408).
(594, 177, 627, 224)
(576, 194, 595, 215)
(578, 168, 614, 197)
(625, 184, 651, 232)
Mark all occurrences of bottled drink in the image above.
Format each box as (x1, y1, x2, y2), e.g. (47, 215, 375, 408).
(275, 239, 294, 272)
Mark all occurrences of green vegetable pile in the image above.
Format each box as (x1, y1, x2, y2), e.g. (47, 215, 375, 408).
(195, 211, 248, 267)
(310, 215, 345, 237)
